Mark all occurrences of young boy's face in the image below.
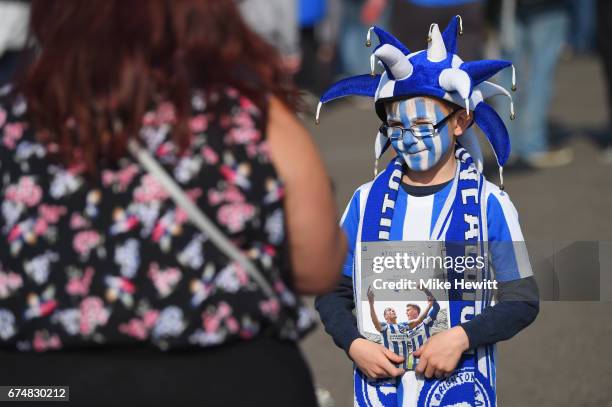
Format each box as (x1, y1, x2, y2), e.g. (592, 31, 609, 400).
(384, 97, 458, 172)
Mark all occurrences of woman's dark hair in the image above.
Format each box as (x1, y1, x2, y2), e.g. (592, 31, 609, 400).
(22, 0, 297, 174)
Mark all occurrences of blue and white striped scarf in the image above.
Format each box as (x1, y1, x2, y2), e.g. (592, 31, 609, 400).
(354, 147, 497, 407)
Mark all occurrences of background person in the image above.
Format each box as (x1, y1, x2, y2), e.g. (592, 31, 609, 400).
(295, 0, 343, 94)
(339, 0, 390, 77)
(494, 0, 573, 169)
(238, 0, 302, 74)
(0, 1, 346, 405)
(389, 0, 485, 61)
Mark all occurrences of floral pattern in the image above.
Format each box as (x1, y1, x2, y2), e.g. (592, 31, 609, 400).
(0, 85, 315, 352)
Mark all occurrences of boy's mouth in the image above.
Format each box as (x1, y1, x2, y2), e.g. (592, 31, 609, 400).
(403, 146, 429, 155)
(395, 140, 429, 155)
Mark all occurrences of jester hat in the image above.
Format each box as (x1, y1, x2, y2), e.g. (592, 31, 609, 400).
(316, 16, 516, 181)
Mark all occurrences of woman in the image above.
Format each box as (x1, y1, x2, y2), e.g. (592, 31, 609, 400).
(0, 1, 346, 405)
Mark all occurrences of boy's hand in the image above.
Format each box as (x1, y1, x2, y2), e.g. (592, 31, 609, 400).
(349, 338, 405, 379)
(413, 326, 469, 379)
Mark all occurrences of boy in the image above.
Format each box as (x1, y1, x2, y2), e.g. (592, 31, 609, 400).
(315, 17, 539, 407)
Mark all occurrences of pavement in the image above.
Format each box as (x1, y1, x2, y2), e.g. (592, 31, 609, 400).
(297, 55, 612, 407)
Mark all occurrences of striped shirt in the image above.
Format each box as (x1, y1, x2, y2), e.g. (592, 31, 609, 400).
(402, 300, 440, 368)
(341, 178, 533, 282)
(379, 322, 412, 370)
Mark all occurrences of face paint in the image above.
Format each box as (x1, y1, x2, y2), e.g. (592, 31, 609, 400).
(384, 98, 454, 172)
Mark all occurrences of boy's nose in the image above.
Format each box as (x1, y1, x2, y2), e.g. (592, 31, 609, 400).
(403, 135, 425, 153)
(401, 133, 418, 148)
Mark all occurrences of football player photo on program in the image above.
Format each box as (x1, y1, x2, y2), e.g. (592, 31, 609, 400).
(356, 241, 458, 370)
(362, 284, 450, 372)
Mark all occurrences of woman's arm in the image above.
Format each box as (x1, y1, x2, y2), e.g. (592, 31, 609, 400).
(267, 97, 346, 294)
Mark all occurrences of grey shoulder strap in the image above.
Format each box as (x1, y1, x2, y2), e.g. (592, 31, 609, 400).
(127, 139, 276, 300)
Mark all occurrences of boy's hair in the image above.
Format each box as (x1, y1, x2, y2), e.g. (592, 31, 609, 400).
(383, 307, 395, 317)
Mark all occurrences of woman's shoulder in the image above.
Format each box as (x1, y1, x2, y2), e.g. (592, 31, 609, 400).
(190, 86, 266, 130)
(137, 86, 272, 174)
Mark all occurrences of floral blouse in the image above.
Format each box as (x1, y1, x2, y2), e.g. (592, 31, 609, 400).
(0, 85, 315, 352)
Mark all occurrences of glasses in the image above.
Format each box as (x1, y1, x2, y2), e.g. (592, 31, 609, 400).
(379, 109, 460, 141)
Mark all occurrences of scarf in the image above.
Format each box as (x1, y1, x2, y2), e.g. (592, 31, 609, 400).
(353, 147, 497, 407)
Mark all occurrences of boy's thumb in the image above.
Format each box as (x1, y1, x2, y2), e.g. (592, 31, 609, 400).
(383, 348, 404, 363)
(412, 348, 422, 357)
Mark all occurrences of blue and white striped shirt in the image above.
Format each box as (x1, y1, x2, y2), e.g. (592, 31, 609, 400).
(340, 178, 533, 282)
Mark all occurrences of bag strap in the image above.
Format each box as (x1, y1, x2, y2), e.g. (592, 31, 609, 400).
(127, 139, 277, 300)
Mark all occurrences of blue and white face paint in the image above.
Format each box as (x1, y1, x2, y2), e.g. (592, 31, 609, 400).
(384, 97, 455, 172)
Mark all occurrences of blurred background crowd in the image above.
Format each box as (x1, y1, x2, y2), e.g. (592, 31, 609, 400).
(243, 0, 604, 171)
(1, 0, 610, 172)
(1, 1, 611, 406)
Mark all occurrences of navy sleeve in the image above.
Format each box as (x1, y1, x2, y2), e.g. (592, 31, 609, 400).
(460, 276, 539, 350)
(315, 275, 362, 354)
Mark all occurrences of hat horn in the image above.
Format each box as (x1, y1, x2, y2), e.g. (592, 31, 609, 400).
(427, 24, 447, 62)
(374, 44, 413, 80)
(439, 68, 472, 114)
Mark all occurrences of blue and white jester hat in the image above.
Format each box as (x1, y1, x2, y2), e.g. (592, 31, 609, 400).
(316, 16, 516, 185)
